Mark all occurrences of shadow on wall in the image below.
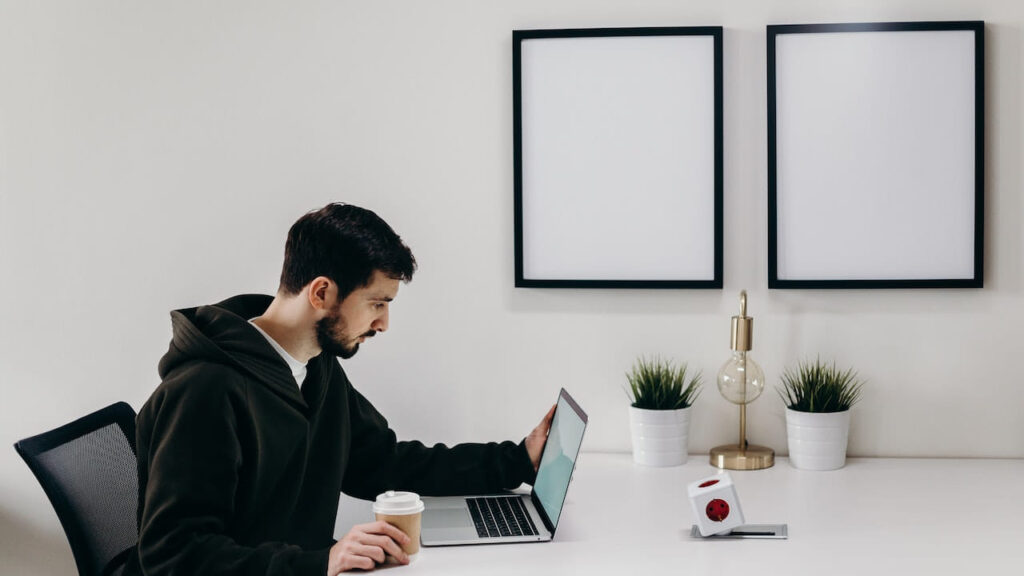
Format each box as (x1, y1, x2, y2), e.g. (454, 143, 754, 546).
(0, 505, 76, 576)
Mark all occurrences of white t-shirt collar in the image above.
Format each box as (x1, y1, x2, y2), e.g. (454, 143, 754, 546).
(248, 319, 307, 389)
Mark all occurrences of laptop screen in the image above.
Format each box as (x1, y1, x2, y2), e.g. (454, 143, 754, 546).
(532, 389, 587, 531)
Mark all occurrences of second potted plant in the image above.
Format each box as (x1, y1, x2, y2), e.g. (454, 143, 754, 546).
(625, 356, 702, 467)
(778, 358, 865, 471)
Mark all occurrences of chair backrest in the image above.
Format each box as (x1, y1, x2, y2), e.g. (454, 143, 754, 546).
(14, 402, 139, 576)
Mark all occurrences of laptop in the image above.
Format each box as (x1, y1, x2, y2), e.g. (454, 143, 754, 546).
(420, 388, 587, 546)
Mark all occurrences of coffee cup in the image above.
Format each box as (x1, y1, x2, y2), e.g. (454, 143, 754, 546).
(372, 490, 424, 563)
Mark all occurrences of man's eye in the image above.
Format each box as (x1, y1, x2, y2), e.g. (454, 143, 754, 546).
(374, 303, 386, 310)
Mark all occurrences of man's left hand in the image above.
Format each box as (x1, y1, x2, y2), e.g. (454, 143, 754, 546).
(525, 405, 556, 471)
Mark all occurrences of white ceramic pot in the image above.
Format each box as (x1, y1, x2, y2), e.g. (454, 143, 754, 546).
(628, 405, 691, 467)
(785, 408, 851, 471)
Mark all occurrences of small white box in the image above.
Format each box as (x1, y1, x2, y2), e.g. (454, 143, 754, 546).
(687, 473, 745, 536)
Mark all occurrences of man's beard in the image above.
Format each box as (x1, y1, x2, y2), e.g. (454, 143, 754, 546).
(315, 305, 376, 359)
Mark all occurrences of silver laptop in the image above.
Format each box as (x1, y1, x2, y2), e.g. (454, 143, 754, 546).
(420, 388, 587, 546)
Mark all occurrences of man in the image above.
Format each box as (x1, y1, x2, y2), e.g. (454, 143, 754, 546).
(125, 203, 554, 576)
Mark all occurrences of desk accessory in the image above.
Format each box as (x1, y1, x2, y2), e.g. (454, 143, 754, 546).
(779, 358, 864, 470)
(688, 524, 788, 540)
(710, 291, 774, 470)
(687, 473, 744, 536)
(625, 356, 702, 466)
(688, 473, 788, 540)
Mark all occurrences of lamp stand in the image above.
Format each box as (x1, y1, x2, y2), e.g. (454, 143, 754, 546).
(710, 403, 774, 470)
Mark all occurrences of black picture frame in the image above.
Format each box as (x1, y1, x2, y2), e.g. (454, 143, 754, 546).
(767, 21, 984, 289)
(513, 27, 723, 289)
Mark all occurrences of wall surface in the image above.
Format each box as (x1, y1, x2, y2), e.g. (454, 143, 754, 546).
(1, 1, 1021, 573)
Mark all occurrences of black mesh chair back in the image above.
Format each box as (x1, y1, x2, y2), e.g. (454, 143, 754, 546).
(14, 402, 138, 576)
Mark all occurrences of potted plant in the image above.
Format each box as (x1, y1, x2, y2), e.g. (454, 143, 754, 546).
(778, 358, 865, 471)
(625, 356, 702, 467)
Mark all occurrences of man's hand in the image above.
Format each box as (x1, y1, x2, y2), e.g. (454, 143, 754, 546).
(525, 405, 556, 471)
(327, 521, 410, 574)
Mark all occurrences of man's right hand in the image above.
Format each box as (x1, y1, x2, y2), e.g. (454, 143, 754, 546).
(327, 521, 410, 574)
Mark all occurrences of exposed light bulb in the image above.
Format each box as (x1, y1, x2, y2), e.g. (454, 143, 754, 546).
(717, 350, 764, 405)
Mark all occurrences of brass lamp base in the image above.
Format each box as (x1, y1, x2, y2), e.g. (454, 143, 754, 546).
(710, 443, 775, 470)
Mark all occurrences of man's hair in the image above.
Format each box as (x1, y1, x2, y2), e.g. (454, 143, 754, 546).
(279, 203, 416, 299)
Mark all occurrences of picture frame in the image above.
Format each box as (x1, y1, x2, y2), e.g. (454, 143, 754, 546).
(767, 21, 984, 289)
(513, 27, 723, 288)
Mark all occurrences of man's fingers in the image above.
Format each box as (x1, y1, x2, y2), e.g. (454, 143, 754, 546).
(352, 544, 387, 564)
(346, 554, 376, 571)
(538, 404, 556, 432)
(523, 404, 557, 472)
(355, 520, 412, 544)
(362, 533, 408, 562)
(348, 520, 410, 564)
(374, 520, 412, 546)
(331, 522, 413, 575)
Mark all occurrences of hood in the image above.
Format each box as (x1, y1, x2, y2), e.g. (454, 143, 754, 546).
(158, 294, 306, 405)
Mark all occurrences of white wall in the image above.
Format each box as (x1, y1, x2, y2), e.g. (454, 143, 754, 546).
(1, 0, 1021, 573)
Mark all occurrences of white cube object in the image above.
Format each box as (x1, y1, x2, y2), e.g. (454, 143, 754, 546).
(687, 473, 745, 536)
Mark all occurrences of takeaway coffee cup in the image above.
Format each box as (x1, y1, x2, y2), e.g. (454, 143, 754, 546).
(373, 490, 424, 563)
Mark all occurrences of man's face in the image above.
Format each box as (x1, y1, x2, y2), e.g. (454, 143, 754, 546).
(316, 270, 400, 359)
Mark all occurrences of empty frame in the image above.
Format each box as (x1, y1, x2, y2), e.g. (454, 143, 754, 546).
(768, 21, 984, 289)
(514, 27, 723, 288)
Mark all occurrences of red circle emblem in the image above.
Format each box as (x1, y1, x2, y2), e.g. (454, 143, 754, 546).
(706, 498, 730, 522)
(698, 479, 720, 488)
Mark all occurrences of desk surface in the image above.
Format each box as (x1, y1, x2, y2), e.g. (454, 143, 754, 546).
(335, 452, 1024, 575)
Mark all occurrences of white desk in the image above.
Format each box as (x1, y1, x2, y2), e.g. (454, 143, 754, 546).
(336, 453, 1024, 575)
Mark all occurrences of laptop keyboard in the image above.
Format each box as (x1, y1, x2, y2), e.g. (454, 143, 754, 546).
(466, 496, 539, 538)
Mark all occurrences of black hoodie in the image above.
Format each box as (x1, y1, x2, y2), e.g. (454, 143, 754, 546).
(125, 295, 536, 576)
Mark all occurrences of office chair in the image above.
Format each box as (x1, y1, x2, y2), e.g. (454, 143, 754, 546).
(14, 402, 139, 576)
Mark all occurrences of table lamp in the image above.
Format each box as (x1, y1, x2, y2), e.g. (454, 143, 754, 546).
(710, 290, 774, 470)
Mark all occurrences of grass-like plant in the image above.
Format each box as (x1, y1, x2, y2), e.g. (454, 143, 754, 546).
(625, 356, 702, 410)
(778, 358, 864, 413)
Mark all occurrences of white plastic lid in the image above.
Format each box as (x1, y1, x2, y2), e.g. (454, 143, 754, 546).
(372, 490, 424, 515)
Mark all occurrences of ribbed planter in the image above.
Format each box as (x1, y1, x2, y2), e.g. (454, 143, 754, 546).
(628, 406, 691, 467)
(785, 408, 851, 471)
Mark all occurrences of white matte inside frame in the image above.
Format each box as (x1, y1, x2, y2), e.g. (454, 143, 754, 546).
(521, 35, 716, 281)
(775, 30, 976, 281)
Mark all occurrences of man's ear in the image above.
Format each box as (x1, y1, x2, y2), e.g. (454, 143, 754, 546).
(306, 276, 334, 312)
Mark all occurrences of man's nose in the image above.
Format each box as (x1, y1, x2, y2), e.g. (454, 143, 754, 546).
(372, 308, 389, 332)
